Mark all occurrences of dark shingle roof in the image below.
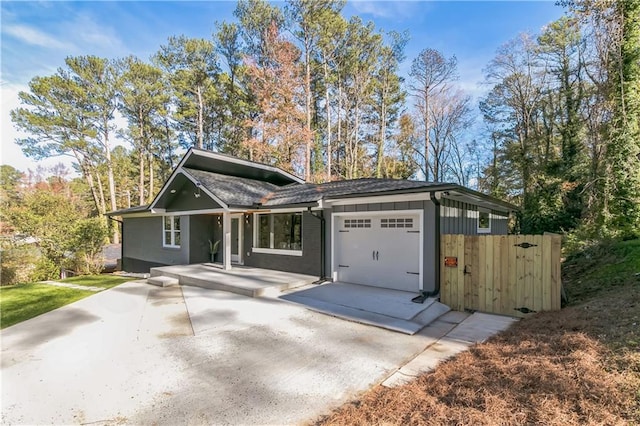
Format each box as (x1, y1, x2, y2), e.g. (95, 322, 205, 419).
(109, 167, 516, 216)
(261, 179, 447, 206)
(183, 168, 278, 207)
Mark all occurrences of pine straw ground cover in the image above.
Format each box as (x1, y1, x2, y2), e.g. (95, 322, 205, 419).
(316, 240, 640, 425)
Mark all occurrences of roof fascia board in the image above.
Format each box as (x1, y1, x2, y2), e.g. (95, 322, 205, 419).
(325, 192, 431, 206)
(106, 208, 149, 216)
(119, 208, 231, 218)
(148, 147, 197, 211)
(190, 148, 305, 184)
(441, 188, 518, 212)
(115, 212, 155, 218)
(160, 208, 228, 216)
(251, 206, 317, 214)
(257, 202, 320, 210)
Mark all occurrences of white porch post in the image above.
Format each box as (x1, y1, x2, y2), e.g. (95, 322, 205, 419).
(223, 211, 232, 270)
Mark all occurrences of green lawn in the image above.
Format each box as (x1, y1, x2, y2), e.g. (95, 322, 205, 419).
(0, 275, 132, 329)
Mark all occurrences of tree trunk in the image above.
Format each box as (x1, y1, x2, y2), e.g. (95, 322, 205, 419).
(337, 81, 342, 178)
(324, 60, 332, 182)
(149, 152, 154, 201)
(76, 153, 101, 216)
(139, 153, 145, 205)
(376, 83, 387, 178)
(104, 124, 119, 243)
(96, 171, 107, 217)
(138, 108, 146, 205)
(197, 86, 204, 149)
(304, 47, 312, 181)
(424, 86, 430, 181)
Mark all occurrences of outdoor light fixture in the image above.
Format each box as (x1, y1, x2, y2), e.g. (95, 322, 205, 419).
(170, 189, 176, 194)
(217, 216, 222, 225)
(245, 214, 250, 224)
(194, 182, 201, 198)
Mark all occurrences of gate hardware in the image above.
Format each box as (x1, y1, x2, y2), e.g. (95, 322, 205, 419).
(463, 265, 471, 275)
(514, 307, 537, 314)
(514, 242, 537, 249)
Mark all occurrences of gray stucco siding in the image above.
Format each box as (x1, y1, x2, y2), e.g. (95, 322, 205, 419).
(122, 216, 190, 272)
(243, 211, 322, 276)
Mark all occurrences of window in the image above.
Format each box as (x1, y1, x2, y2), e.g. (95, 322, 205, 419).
(254, 212, 302, 254)
(163, 216, 181, 247)
(381, 218, 414, 228)
(477, 210, 491, 233)
(344, 218, 371, 228)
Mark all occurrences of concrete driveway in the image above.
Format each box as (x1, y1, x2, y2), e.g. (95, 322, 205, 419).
(1, 281, 437, 425)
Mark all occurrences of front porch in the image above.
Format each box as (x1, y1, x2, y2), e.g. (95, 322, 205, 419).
(149, 263, 317, 297)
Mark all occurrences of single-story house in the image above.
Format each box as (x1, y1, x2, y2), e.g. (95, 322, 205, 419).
(108, 148, 516, 295)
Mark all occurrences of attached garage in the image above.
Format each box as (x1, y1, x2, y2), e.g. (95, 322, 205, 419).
(332, 211, 423, 292)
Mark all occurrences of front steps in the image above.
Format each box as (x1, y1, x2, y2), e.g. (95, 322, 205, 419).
(147, 276, 179, 287)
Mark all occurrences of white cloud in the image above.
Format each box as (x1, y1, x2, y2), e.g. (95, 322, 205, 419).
(2, 24, 75, 50)
(349, 1, 425, 20)
(67, 13, 127, 55)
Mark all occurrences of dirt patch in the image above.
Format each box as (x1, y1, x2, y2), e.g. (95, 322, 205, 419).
(315, 285, 640, 425)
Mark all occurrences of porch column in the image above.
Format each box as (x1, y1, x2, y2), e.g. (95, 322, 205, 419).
(222, 211, 232, 270)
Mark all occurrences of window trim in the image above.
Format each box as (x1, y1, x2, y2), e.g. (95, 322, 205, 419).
(252, 211, 303, 256)
(477, 209, 491, 234)
(162, 215, 181, 248)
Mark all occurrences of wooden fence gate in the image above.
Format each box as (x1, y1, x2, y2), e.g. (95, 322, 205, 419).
(440, 234, 562, 318)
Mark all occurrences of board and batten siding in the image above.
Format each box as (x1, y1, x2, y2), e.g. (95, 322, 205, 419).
(122, 216, 191, 272)
(440, 198, 509, 235)
(331, 201, 437, 293)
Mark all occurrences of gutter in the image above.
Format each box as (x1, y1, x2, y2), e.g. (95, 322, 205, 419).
(412, 190, 441, 303)
(307, 207, 330, 284)
(431, 191, 441, 297)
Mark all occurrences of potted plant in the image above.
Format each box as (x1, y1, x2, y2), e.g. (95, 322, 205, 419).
(208, 239, 220, 263)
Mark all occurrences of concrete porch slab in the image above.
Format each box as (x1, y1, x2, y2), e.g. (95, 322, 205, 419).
(149, 264, 317, 297)
(280, 282, 433, 320)
(278, 282, 449, 335)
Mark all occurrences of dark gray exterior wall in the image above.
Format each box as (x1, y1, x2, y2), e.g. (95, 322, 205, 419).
(323, 208, 332, 279)
(122, 216, 190, 272)
(189, 214, 216, 263)
(440, 198, 509, 235)
(243, 211, 322, 276)
(331, 201, 437, 293)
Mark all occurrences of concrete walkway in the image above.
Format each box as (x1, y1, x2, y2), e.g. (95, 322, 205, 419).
(39, 280, 104, 292)
(382, 311, 519, 387)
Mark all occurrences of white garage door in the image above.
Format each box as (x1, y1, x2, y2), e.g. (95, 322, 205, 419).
(334, 212, 421, 292)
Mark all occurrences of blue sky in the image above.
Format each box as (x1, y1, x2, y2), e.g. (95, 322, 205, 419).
(0, 1, 566, 173)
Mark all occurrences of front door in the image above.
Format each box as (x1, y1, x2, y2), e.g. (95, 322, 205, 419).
(231, 216, 242, 264)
